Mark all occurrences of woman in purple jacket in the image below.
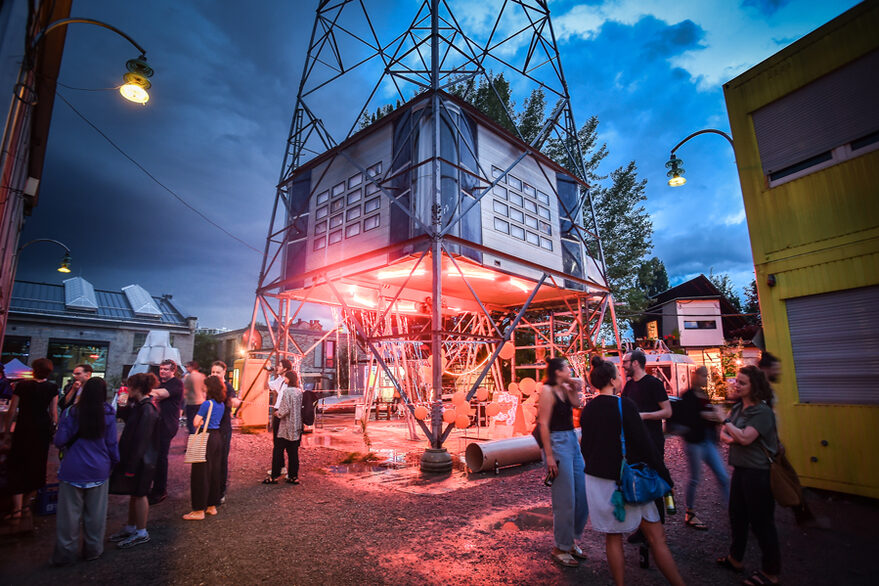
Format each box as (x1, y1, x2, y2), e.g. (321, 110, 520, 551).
(51, 377, 119, 565)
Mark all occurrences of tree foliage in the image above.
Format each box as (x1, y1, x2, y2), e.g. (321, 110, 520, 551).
(743, 278, 761, 325)
(708, 268, 743, 313)
(638, 257, 670, 298)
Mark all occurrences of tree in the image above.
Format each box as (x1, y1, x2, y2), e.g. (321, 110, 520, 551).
(192, 332, 218, 372)
(516, 88, 546, 144)
(449, 72, 517, 135)
(743, 278, 761, 325)
(708, 268, 743, 313)
(638, 257, 670, 298)
(588, 161, 653, 324)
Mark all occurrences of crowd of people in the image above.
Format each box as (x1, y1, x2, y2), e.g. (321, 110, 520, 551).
(0, 355, 310, 564)
(538, 350, 784, 586)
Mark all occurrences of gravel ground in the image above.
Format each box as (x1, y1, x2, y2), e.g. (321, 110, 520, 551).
(1, 430, 877, 585)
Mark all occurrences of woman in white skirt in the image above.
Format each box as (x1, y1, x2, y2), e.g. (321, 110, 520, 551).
(580, 356, 685, 586)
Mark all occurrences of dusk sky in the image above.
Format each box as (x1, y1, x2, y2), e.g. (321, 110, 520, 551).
(16, 0, 859, 329)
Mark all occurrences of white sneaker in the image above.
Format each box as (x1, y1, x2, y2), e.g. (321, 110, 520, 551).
(117, 532, 151, 549)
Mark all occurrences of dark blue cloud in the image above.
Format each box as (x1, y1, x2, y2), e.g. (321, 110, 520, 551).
(742, 0, 792, 17)
(643, 19, 705, 59)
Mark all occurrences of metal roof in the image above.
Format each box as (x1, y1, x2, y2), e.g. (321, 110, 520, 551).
(9, 279, 193, 328)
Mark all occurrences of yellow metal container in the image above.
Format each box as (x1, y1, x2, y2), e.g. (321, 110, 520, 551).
(724, 2, 879, 498)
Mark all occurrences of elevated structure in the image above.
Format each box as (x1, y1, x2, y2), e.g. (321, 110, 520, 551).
(249, 0, 621, 470)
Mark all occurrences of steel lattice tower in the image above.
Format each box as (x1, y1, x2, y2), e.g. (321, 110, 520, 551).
(246, 0, 621, 471)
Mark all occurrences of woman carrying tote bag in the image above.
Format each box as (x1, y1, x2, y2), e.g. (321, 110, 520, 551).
(183, 376, 226, 520)
(579, 356, 684, 586)
(266, 370, 303, 485)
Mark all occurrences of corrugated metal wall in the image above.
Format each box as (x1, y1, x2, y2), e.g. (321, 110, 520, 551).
(724, 2, 879, 498)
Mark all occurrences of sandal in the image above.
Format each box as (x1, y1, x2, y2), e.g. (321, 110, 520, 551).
(685, 511, 708, 530)
(743, 570, 780, 585)
(570, 544, 588, 560)
(716, 556, 744, 573)
(551, 550, 579, 567)
(262, 476, 279, 484)
(286, 477, 300, 484)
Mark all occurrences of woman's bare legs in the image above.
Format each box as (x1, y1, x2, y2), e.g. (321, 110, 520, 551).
(642, 520, 686, 585)
(605, 533, 626, 585)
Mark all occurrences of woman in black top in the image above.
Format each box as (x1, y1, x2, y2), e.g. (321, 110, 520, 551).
(2, 357, 58, 523)
(537, 357, 588, 568)
(107, 373, 161, 549)
(580, 356, 684, 586)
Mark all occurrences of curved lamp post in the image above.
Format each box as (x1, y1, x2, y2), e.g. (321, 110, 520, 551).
(17, 238, 72, 273)
(30, 17, 154, 104)
(665, 129, 734, 187)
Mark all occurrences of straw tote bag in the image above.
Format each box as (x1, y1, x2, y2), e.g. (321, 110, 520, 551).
(184, 401, 214, 464)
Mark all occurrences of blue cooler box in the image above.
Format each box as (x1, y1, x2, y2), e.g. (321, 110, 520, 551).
(36, 483, 59, 516)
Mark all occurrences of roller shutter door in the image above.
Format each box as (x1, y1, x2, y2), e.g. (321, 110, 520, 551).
(786, 286, 879, 404)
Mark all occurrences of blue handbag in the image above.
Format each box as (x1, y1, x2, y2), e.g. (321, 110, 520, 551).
(617, 397, 670, 504)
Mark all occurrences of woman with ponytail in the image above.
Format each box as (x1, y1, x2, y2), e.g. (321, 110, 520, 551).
(579, 355, 684, 586)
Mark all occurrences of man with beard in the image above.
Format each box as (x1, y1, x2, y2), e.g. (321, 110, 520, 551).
(621, 349, 672, 545)
(148, 359, 183, 505)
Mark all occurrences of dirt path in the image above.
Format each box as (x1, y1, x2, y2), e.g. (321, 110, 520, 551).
(1, 431, 876, 585)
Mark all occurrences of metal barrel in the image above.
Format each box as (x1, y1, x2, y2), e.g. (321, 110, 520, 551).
(464, 435, 542, 473)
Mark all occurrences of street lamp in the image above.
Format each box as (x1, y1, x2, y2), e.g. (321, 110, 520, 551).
(666, 129, 734, 187)
(17, 238, 73, 274)
(30, 17, 154, 105)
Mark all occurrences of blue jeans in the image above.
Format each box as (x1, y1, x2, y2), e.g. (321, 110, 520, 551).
(549, 430, 588, 550)
(685, 439, 730, 510)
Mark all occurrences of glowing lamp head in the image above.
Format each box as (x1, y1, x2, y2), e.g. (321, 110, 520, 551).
(57, 252, 71, 273)
(120, 56, 153, 105)
(666, 154, 686, 187)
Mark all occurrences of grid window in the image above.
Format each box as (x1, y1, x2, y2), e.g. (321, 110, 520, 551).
(511, 225, 525, 240)
(526, 231, 540, 245)
(493, 200, 508, 216)
(367, 162, 382, 176)
(491, 166, 505, 181)
(523, 184, 536, 197)
(494, 217, 510, 233)
(525, 215, 538, 229)
(331, 198, 344, 213)
(330, 214, 344, 229)
(540, 237, 553, 251)
(346, 223, 361, 238)
(509, 193, 523, 207)
(364, 214, 380, 231)
(347, 207, 361, 221)
(316, 190, 329, 205)
(347, 189, 362, 205)
(539, 221, 552, 235)
(493, 185, 507, 199)
(315, 221, 327, 234)
(508, 175, 522, 190)
(366, 182, 380, 195)
(510, 208, 524, 223)
(538, 206, 551, 219)
(332, 182, 345, 197)
(364, 197, 380, 213)
(316, 205, 328, 219)
(348, 173, 362, 188)
(524, 199, 537, 213)
(314, 236, 326, 251)
(537, 191, 550, 205)
(328, 230, 343, 245)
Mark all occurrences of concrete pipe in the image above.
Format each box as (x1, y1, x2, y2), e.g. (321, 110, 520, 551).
(465, 435, 542, 473)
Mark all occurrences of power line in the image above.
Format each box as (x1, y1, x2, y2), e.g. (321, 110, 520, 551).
(55, 91, 263, 254)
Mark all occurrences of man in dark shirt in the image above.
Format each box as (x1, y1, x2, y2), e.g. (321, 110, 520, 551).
(148, 359, 183, 504)
(621, 349, 672, 539)
(211, 360, 239, 502)
(621, 350, 671, 457)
